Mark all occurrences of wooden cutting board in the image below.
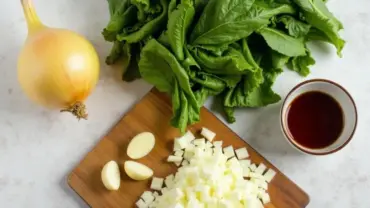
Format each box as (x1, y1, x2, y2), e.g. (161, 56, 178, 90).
(68, 88, 309, 208)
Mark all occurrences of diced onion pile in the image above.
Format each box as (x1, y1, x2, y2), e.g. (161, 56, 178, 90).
(137, 127, 276, 208)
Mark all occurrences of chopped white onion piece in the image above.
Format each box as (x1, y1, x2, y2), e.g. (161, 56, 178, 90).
(201, 127, 216, 142)
(213, 146, 222, 155)
(235, 147, 249, 160)
(141, 191, 155, 204)
(182, 131, 195, 143)
(261, 192, 271, 204)
(165, 174, 174, 188)
(183, 149, 194, 161)
(150, 177, 164, 191)
(173, 138, 181, 151)
(249, 172, 264, 180)
(181, 160, 189, 166)
(136, 199, 146, 208)
(239, 159, 251, 168)
(192, 138, 206, 147)
(213, 140, 223, 147)
(255, 163, 267, 175)
(167, 155, 183, 163)
(174, 150, 184, 157)
(205, 141, 213, 149)
(242, 166, 250, 177)
(252, 178, 268, 190)
(263, 169, 276, 182)
(161, 187, 168, 194)
(249, 164, 257, 171)
(223, 145, 235, 159)
(177, 137, 190, 149)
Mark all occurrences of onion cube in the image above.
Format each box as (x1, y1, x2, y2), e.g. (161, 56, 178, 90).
(201, 127, 216, 142)
(239, 159, 251, 168)
(173, 138, 181, 151)
(255, 163, 267, 175)
(183, 131, 195, 143)
(193, 138, 206, 147)
(264, 169, 276, 182)
(174, 150, 184, 156)
(183, 150, 194, 160)
(249, 172, 264, 180)
(235, 147, 249, 160)
(261, 192, 271, 204)
(167, 155, 183, 163)
(223, 145, 235, 159)
(150, 177, 164, 191)
(165, 174, 174, 188)
(242, 166, 250, 177)
(213, 141, 223, 147)
(136, 199, 147, 208)
(182, 160, 189, 166)
(177, 137, 190, 149)
(141, 191, 155, 204)
(249, 164, 257, 171)
(205, 141, 214, 149)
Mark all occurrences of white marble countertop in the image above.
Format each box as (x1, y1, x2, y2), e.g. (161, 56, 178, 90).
(1, 0, 369, 207)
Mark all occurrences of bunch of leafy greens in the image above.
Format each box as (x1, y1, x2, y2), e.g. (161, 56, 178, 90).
(103, 0, 345, 132)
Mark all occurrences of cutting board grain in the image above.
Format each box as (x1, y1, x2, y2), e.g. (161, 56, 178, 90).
(68, 88, 310, 208)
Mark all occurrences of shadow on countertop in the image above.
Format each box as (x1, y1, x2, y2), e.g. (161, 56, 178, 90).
(247, 104, 304, 156)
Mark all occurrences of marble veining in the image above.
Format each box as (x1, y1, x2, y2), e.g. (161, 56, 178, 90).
(1, 0, 370, 207)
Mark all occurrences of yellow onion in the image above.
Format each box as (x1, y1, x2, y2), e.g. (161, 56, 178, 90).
(18, 0, 100, 119)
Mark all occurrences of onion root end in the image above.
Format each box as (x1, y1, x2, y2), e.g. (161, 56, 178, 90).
(61, 102, 88, 120)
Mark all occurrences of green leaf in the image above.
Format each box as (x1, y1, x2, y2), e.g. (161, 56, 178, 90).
(139, 39, 200, 131)
(259, 27, 306, 56)
(189, 71, 226, 92)
(140, 39, 195, 96)
(224, 106, 236, 123)
(139, 39, 177, 92)
(167, 2, 195, 61)
(171, 76, 201, 133)
(171, 81, 189, 133)
(223, 47, 283, 110)
(271, 50, 290, 69)
(194, 0, 208, 12)
(240, 38, 260, 69)
(293, 0, 345, 56)
(182, 45, 200, 70)
(122, 43, 142, 82)
(195, 44, 230, 56)
(306, 27, 331, 42)
(249, 0, 296, 19)
(117, 0, 169, 43)
(131, 0, 151, 21)
(105, 41, 124, 65)
(277, 15, 311, 38)
(168, 0, 178, 16)
(223, 67, 281, 108)
(287, 49, 316, 76)
(190, 0, 268, 45)
(190, 46, 257, 75)
(102, 1, 137, 42)
(194, 86, 223, 106)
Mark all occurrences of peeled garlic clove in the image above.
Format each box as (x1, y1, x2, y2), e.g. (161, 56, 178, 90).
(127, 132, 155, 159)
(124, 161, 153, 181)
(101, 161, 121, 191)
